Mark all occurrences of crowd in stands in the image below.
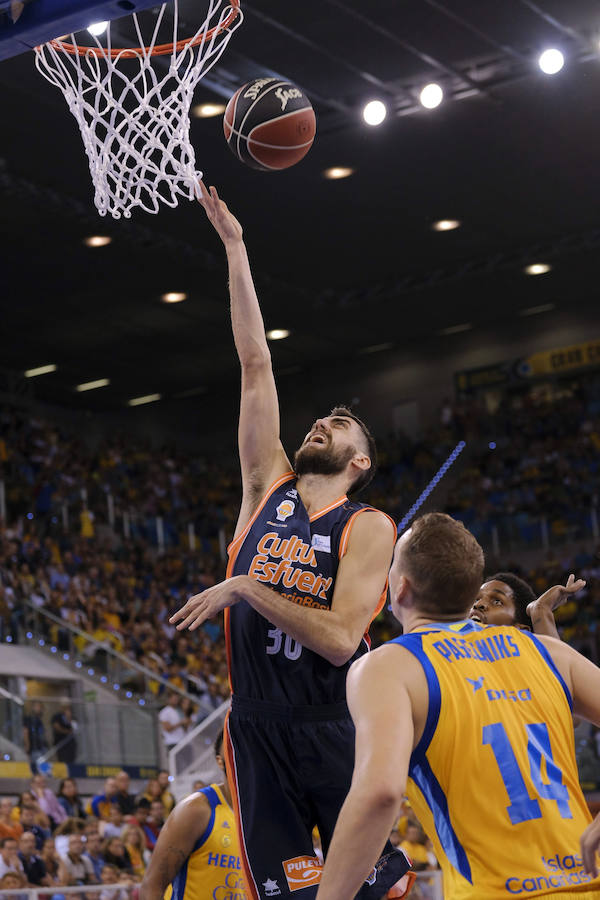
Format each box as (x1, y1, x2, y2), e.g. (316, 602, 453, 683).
(0, 771, 176, 897)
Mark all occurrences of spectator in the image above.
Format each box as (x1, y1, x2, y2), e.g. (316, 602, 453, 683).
(83, 831, 105, 882)
(40, 838, 68, 886)
(50, 705, 77, 764)
(22, 701, 48, 774)
(17, 831, 50, 886)
(113, 772, 134, 817)
(53, 819, 85, 857)
(99, 864, 128, 900)
(57, 780, 85, 820)
(158, 693, 189, 751)
(99, 808, 123, 841)
(88, 778, 118, 820)
(125, 800, 155, 852)
(137, 780, 162, 808)
(155, 772, 174, 817)
(147, 802, 163, 841)
(19, 805, 49, 851)
(60, 834, 96, 885)
(30, 775, 67, 829)
(101, 838, 132, 874)
(399, 823, 434, 873)
(12, 793, 50, 830)
(0, 802, 22, 842)
(0, 838, 23, 879)
(0, 871, 28, 900)
(121, 825, 147, 879)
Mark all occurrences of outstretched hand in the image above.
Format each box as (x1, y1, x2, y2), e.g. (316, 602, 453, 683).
(526, 573, 586, 621)
(169, 575, 248, 631)
(197, 180, 243, 247)
(581, 814, 600, 876)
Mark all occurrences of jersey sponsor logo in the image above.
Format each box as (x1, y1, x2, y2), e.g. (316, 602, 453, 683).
(505, 858, 596, 894)
(311, 534, 331, 553)
(213, 870, 247, 899)
(466, 676, 484, 692)
(276, 500, 295, 521)
(207, 852, 242, 870)
(282, 856, 322, 891)
(262, 878, 281, 896)
(487, 687, 531, 702)
(286, 489, 298, 499)
(248, 533, 333, 601)
(432, 633, 520, 664)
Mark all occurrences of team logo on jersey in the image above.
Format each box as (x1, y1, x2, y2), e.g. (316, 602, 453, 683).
(365, 867, 377, 886)
(466, 676, 485, 693)
(221, 833, 232, 847)
(311, 534, 331, 553)
(282, 857, 322, 891)
(262, 878, 281, 896)
(276, 500, 295, 521)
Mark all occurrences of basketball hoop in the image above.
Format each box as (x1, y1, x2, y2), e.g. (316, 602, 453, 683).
(34, 0, 242, 218)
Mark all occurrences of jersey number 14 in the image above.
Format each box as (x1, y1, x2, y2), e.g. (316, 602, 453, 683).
(483, 721, 572, 824)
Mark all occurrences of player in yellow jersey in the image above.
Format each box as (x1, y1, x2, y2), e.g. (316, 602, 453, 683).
(316, 513, 600, 900)
(139, 731, 246, 900)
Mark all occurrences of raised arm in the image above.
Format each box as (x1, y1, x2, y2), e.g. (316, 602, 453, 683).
(526, 574, 586, 640)
(139, 793, 210, 900)
(198, 183, 291, 532)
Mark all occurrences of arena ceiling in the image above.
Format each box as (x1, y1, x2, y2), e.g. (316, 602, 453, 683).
(1, 0, 600, 414)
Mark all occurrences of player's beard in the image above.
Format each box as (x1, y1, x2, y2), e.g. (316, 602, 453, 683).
(293, 440, 356, 477)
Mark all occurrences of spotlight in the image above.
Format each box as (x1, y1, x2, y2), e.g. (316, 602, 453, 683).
(192, 103, 226, 118)
(323, 167, 354, 180)
(419, 83, 444, 109)
(266, 329, 290, 341)
(84, 235, 111, 248)
(161, 292, 187, 303)
(432, 219, 460, 232)
(362, 100, 387, 126)
(524, 263, 551, 276)
(87, 21, 108, 36)
(538, 49, 564, 75)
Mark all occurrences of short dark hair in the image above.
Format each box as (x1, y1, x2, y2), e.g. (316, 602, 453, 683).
(0, 837, 17, 848)
(397, 513, 484, 615)
(329, 406, 377, 494)
(213, 729, 224, 759)
(487, 572, 536, 627)
(135, 798, 150, 811)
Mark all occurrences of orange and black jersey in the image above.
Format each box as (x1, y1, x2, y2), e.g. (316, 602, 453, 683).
(225, 472, 394, 707)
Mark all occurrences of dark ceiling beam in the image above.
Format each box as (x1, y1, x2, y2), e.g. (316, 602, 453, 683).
(242, 2, 393, 97)
(323, 0, 493, 101)
(515, 0, 589, 45)
(421, 0, 527, 61)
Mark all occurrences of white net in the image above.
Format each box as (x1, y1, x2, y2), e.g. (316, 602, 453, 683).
(34, 0, 242, 218)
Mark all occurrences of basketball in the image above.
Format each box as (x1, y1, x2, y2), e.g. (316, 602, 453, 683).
(223, 77, 316, 171)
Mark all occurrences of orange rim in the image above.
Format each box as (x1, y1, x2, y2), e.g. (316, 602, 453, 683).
(41, 0, 240, 58)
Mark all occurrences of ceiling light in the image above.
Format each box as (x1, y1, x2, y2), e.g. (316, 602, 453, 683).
(524, 263, 551, 276)
(76, 378, 110, 392)
(192, 103, 226, 118)
(432, 219, 460, 232)
(419, 83, 444, 109)
(538, 49, 564, 75)
(87, 21, 108, 36)
(519, 303, 555, 317)
(24, 364, 57, 378)
(84, 235, 111, 248)
(438, 323, 472, 336)
(161, 292, 187, 303)
(266, 329, 290, 341)
(323, 167, 355, 180)
(362, 100, 387, 126)
(128, 393, 161, 407)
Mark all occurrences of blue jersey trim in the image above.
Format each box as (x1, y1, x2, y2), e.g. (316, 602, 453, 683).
(522, 632, 573, 711)
(410, 755, 473, 884)
(172, 857, 189, 900)
(192, 786, 221, 852)
(388, 633, 441, 760)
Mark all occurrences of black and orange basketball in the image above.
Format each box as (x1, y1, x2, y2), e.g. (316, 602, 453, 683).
(223, 77, 316, 171)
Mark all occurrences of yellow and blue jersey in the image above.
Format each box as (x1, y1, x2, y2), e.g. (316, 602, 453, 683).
(390, 620, 600, 899)
(165, 785, 246, 900)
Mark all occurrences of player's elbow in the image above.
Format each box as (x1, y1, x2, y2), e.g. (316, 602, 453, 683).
(326, 636, 361, 667)
(366, 780, 405, 813)
(240, 351, 272, 374)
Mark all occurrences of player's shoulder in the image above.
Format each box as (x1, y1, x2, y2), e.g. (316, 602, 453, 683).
(343, 505, 396, 545)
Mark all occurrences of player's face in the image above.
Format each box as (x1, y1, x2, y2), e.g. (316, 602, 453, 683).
(294, 415, 365, 479)
(469, 580, 517, 626)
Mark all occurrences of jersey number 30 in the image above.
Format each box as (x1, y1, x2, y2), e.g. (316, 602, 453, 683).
(266, 627, 303, 660)
(483, 721, 572, 824)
